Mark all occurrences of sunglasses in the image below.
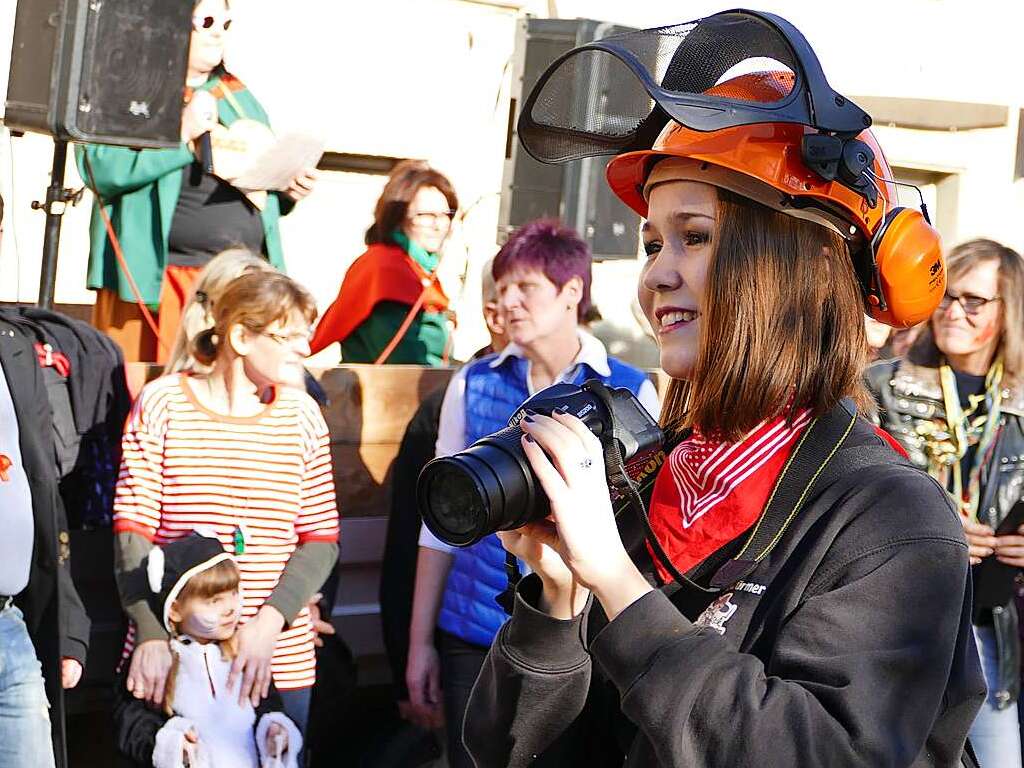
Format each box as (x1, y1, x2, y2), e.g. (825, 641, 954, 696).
(193, 14, 232, 32)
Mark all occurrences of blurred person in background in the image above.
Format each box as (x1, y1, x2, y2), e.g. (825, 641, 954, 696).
(112, 271, 339, 743)
(310, 161, 458, 365)
(868, 238, 1024, 767)
(0, 193, 89, 768)
(381, 260, 507, 753)
(406, 220, 658, 767)
(76, 0, 316, 364)
(164, 248, 273, 375)
(865, 315, 892, 361)
(890, 324, 925, 358)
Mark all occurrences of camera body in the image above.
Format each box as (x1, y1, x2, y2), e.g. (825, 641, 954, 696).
(417, 379, 663, 547)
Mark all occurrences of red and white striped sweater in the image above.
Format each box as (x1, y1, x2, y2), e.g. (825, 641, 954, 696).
(113, 373, 339, 690)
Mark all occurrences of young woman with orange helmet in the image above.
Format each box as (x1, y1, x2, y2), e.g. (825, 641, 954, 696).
(460, 11, 984, 766)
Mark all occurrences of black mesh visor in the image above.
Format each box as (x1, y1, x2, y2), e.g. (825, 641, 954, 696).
(519, 9, 871, 165)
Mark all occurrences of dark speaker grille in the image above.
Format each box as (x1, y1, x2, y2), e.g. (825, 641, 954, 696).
(70, 0, 192, 145)
(4, 0, 192, 148)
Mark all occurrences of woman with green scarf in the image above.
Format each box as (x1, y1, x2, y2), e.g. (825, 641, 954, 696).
(867, 238, 1024, 768)
(310, 161, 458, 365)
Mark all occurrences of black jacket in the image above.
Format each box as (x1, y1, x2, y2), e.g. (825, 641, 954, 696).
(463, 409, 984, 767)
(380, 383, 446, 698)
(867, 357, 1024, 707)
(0, 312, 91, 768)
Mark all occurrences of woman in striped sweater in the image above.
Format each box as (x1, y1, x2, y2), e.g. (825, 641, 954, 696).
(112, 271, 339, 736)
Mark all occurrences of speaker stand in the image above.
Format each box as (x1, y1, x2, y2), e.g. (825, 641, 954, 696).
(33, 139, 83, 309)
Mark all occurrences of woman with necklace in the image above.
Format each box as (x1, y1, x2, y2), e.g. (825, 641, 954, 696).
(868, 238, 1024, 767)
(112, 271, 339, 741)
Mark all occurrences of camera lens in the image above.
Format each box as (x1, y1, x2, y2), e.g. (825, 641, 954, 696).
(416, 381, 663, 548)
(423, 461, 488, 543)
(418, 431, 541, 547)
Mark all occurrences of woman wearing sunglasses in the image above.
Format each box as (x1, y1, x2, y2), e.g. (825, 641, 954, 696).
(310, 160, 459, 365)
(459, 11, 984, 767)
(868, 238, 1024, 768)
(76, 0, 317, 364)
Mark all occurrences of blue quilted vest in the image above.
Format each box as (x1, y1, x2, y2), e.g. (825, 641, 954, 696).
(436, 351, 648, 647)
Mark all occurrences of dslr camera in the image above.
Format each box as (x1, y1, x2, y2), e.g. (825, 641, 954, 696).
(417, 379, 662, 547)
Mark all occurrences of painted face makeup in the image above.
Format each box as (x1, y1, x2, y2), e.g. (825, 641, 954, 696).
(175, 589, 242, 641)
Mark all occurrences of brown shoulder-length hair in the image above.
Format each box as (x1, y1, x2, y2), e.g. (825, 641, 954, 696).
(908, 238, 1024, 378)
(660, 189, 871, 442)
(191, 271, 317, 366)
(365, 160, 458, 246)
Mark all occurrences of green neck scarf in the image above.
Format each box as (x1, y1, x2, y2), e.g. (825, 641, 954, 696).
(392, 231, 439, 274)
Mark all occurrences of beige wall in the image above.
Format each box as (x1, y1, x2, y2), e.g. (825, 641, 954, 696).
(2, 0, 1022, 364)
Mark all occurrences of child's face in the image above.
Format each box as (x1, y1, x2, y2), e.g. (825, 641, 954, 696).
(169, 589, 241, 641)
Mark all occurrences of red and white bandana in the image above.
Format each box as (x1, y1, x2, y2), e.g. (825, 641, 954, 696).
(647, 409, 812, 582)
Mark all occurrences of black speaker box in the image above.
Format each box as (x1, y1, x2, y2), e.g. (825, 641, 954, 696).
(4, 0, 192, 148)
(499, 18, 641, 260)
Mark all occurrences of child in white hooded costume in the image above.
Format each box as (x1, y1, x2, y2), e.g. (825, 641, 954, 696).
(114, 532, 302, 768)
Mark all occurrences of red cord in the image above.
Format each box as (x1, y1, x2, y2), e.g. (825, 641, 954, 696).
(81, 152, 168, 353)
(373, 283, 431, 365)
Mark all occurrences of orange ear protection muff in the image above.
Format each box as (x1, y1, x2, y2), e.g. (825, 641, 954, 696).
(802, 135, 945, 328)
(862, 204, 945, 327)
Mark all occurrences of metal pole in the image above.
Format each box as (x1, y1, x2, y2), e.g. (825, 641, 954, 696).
(35, 139, 69, 309)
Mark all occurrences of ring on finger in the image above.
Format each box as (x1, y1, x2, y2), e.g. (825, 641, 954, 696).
(579, 456, 593, 470)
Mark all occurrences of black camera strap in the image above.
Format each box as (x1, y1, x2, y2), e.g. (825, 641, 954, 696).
(707, 399, 857, 589)
(497, 552, 522, 615)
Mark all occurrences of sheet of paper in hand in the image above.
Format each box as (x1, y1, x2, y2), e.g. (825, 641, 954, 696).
(210, 119, 276, 185)
(230, 132, 325, 193)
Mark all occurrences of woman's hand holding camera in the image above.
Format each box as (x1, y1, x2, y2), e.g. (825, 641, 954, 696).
(502, 411, 652, 621)
(961, 517, 998, 566)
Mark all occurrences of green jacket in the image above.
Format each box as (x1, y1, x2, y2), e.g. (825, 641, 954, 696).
(75, 73, 294, 307)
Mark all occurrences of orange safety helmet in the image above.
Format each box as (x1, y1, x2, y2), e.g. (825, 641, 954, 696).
(605, 72, 944, 328)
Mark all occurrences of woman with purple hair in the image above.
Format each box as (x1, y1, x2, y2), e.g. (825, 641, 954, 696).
(404, 219, 659, 767)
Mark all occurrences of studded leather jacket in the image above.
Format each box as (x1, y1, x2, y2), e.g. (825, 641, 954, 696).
(867, 357, 1024, 707)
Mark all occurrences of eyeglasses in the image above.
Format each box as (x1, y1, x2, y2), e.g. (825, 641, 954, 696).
(938, 292, 1002, 315)
(193, 14, 232, 32)
(261, 329, 311, 347)
(408, 211, 456, 228)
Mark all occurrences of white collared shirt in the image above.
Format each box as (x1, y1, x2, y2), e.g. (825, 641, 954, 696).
(419, 330, 660, 553)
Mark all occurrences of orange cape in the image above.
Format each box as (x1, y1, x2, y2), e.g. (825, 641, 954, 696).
(310, 243, 449, 354)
